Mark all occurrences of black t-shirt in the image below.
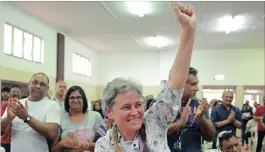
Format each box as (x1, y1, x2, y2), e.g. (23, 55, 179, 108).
(167, 98, 209, 152)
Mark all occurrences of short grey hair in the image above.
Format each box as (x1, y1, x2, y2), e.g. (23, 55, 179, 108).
(102, 78, 143, 110)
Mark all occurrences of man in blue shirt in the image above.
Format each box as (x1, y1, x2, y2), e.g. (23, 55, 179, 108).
(167, 67, 216, 152)
(211, 91, 242, 149)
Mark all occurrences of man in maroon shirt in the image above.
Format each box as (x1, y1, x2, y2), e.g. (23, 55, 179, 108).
(1, 87, 11, 152)
(254, 95, 265, 152)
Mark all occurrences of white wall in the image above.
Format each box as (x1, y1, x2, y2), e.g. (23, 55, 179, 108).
(98, 52, 160, 85)
(160, 49, 264, 85)
(0, 3, 57, 77)
(99, 49, 264, 86)
(64, 37, 99, 85)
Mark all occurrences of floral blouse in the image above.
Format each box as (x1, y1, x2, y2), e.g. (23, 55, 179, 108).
(94, 80, 183, 152)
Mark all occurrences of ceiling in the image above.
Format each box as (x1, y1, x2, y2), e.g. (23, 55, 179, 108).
(6, 1, 265, 52)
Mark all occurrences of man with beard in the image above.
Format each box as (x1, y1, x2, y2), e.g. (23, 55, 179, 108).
(1, 87, 11, 152)
(1, 72, 61, 152)
(167, 67, 216, 152)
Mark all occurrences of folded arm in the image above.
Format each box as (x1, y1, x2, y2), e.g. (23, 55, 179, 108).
(27, 117, 59, 139)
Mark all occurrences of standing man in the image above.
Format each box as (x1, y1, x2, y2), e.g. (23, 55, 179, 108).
(211, 91, 242, 149)
(254, 95, 265, 152)
(1, 72, 61, 152)
(241, 102, 253, 149)
(1, 87, 11, 152)
(167, 67, 216, 152)
(10, 86, 21, 99)
(52, 81, 67, 113)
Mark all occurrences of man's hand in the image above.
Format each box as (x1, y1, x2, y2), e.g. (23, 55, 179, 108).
(174, 3, 196, 30)
(6, 98, 18, 120)
(227, 111, 236, 123)
(196, 98, 210, 118)
(104, 118, 112, 129)
(179, 98, 191, 127)
(11, 100, 29, 120)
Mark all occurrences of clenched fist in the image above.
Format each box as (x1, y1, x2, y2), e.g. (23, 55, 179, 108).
(174, 3, 196, 30)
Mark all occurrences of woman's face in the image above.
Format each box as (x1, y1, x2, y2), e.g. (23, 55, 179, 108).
(106, 91, 145, 133)
(69, 90, 83, 111)
(95, 102, 101, 111)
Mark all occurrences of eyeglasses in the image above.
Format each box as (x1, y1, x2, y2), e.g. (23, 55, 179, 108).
(69, 96, 82, 100)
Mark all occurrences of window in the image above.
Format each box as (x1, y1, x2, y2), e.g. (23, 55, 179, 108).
(3, 23, 44, 63)
(4, 24, 12, 54)
(72, 53, 92, 77)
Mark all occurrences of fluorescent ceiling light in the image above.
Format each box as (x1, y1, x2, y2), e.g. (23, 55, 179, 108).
(216, 15, 245, 34)
(214, 74, 225, 80)
(124, 1, 152, 17)
(145, 36, 170, 48)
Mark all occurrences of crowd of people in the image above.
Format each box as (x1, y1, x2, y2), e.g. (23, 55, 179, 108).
(1, 3, 264, 152)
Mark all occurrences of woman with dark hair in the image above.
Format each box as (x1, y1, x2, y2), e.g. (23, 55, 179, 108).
(51, 86, 103, 152)
(92, 100, 104, 118)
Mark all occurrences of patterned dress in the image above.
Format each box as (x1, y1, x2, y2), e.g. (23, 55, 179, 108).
(94, 80, 183, 152)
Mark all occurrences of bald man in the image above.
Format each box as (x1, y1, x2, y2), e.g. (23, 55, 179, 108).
(52, 81, 67, 110)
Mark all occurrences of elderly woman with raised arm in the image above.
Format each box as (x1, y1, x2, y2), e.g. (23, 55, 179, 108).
(94, 3, 197, 152)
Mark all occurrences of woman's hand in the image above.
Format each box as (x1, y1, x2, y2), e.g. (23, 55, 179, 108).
(60, 137, 80, 150)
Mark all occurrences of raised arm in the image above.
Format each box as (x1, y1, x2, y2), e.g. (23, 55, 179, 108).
(145, 3, 197, 129)
(167, 3, 196, 90)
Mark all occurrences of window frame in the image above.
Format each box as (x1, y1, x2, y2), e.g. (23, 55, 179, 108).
(72, 53, 92, 77)
(3, 22, 44, 64)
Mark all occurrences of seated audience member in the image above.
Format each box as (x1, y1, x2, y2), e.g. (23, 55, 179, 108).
(1, 87, 11, 152)
(95, 3, 196, 151)
(167, 67, 216, 152)
(92, 100, 105, 118)
(51, 86, 103, 152)
(217, 131, 241, 152)
(1, 72, 61, 152)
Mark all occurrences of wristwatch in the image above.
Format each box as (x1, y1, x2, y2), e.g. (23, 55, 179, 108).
(24, 116, 31, 123)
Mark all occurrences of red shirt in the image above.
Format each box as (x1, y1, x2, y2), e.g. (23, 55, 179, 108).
(1, 101, 11, 144)
(254, 105, 265, 131)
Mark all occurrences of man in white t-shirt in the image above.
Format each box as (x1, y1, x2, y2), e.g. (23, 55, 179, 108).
(1, 72, 61, 152)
